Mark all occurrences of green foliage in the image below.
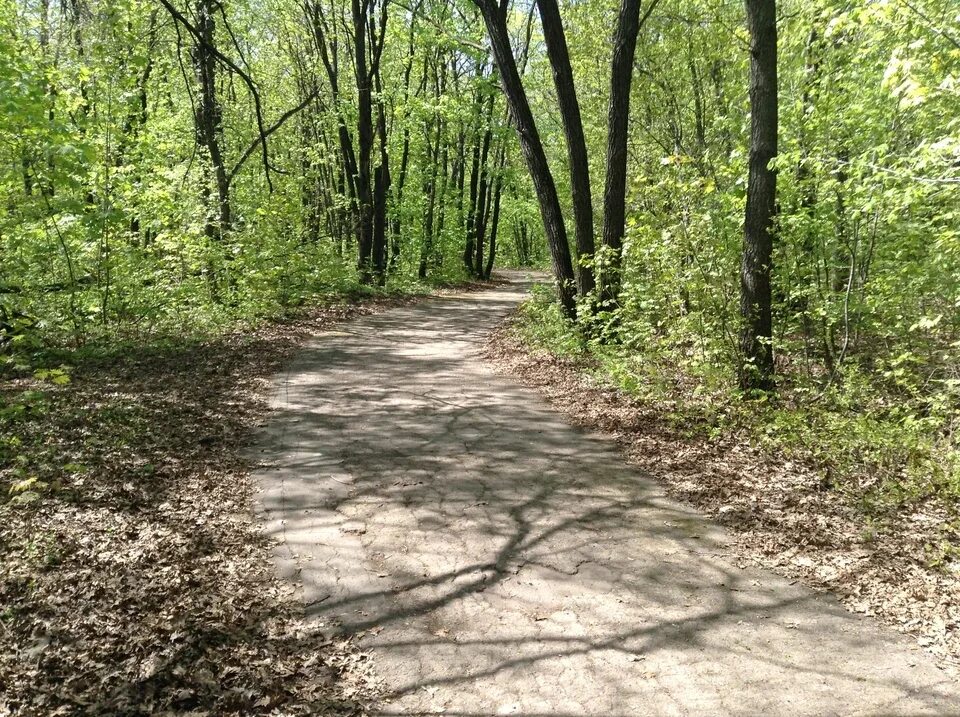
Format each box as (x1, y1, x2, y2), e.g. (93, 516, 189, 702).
(518, 284, 587, 357)
(505, 0, 960, 526)
(0, 0, 530, 356)
(517, 283, 960, 526)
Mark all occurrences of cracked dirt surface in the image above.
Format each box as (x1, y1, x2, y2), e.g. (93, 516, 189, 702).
(252, 272, 959, 715)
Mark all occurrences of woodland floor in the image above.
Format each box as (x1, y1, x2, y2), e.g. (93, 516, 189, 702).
(252, 272, 958, 715)
(3, 274, 959, 715)
(485, 310, 960, 678)
(0, 279, 495, 716)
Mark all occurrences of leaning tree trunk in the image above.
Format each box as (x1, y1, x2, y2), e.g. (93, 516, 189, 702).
(473, 0, 576, 316)
(739, 0, 778, 391)
(537, 0, 595, 297)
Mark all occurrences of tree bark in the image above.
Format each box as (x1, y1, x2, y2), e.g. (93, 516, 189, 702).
(352, 0, 374, 283)
(739, 0, 777, 391)
(463, 134, 481, 273)
(472, 0, 576, 316)
(599, 0, 652, 306)
(389, 16, 420, 272)
(372, 66, 390, 285)
(420, 110, 442, 279)
(463, 62, 487, 274)
(484, 169, 503, 279)
(192, 0, 231, 241)
(473, 94, 495, 276)
(536, 0, 595, 296)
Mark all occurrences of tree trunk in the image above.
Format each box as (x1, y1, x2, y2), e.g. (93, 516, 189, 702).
(484, 172, 503, 279)
(536, 0, 595, 296)
(463, 131, 481, 273)
(739, 0, 778, 391)
(390, 128, 410, 270)
(192, 0, 231, 241)
(390, 23, 419, 272)
(352, 0, 374, 283)
(472, 0, 576, 316)
(473, 96, 495, 276)
(599, 0, 650, 307)
(419, 115, 441, 279)
(434, 132, 451, 267)
(372, 67, 390, 285)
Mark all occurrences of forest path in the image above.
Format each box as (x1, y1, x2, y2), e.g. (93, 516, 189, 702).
(252, 272, 956, 716)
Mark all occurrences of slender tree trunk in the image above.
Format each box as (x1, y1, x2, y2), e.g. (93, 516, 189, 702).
(391, 129, 410, 270)
(434, 132, 450, 266)
(373, 162, 389, 284)
(739, 0, 778, 391)
(536, 0, 595, 296)
(711, 61, 734, 159)
(122, 10, 159, 239)
(193, 0, 231, 241)
(300, 116, 322, 243)
(390, 21, 419, 272)
(420, 115, 441, 279)
(599, 0, 653, 307)
(473, 95, 495, 276)
(454, 127, 467, 237)
(305, 0, 359, 250)
(484, 169, 503, 279)
(352, 0, 374, 283)
(463, 130, 481, 273)
(372, 68, 390, 285)
(472, 0, 576, 315)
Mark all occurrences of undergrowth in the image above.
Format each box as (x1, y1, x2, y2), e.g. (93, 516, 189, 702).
(516, 284, 960, 564)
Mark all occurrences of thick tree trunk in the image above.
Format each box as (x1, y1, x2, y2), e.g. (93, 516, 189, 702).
(536, 0, 595, 296)
(739, 0, 777, 391)
(473, 0, 576, 316)
(599, 0, 649, 307)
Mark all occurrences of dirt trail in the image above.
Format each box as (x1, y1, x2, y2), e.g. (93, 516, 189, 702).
(252, 272, 957, 715)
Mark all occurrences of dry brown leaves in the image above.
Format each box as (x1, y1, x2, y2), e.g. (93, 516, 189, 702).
(484, 318, 960, 678)
(0, 293, 429, 716)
